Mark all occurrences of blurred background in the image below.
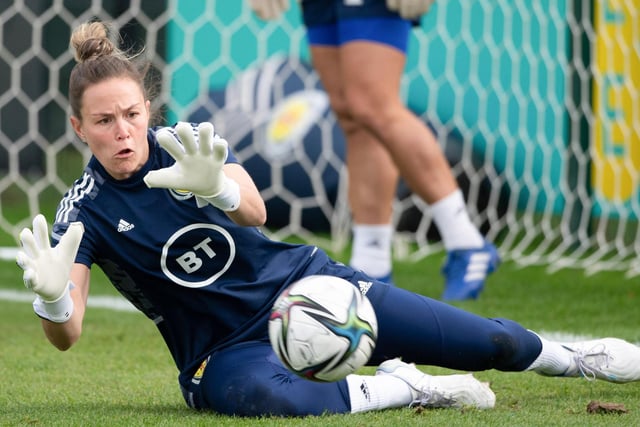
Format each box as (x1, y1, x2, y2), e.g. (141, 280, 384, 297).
(0, 0, 638, 278)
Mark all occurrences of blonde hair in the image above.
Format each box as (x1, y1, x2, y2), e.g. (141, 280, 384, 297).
(68, 21, 155, 120)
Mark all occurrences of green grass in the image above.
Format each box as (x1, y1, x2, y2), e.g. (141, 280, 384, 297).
(1, 251, 639, 426)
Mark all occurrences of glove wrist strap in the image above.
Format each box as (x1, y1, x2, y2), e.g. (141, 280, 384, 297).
(199, 176, 241, 212)
(33, 282, 74, 323)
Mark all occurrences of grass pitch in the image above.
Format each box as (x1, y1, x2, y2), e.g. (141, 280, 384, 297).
(1, 250, 639, 426)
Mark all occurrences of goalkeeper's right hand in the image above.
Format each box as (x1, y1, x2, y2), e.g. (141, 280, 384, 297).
(16, 215, 83, 322)
(249, 0, 289, 20)
(144, 122, 241, 211)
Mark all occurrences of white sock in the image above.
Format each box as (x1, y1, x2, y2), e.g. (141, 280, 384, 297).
(349, 224, 393, 278)
(526, 334, 572, 376)
(345, 374, 413, 413)
(430, 190, 484, 250)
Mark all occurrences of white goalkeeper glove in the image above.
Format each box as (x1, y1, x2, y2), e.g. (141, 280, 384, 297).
(249, 0, 289, 20)
(387, 0, 435, 19)
(16, 214, 84, 323)
(144, 122, 241, 211)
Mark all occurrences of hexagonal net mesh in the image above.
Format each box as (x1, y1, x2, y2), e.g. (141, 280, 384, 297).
(0, 0, 638, 277)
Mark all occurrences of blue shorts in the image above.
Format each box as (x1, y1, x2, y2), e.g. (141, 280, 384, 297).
(300, 0, 414, 52)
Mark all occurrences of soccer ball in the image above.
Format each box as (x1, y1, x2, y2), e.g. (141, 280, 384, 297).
(269, 275, 378, 382)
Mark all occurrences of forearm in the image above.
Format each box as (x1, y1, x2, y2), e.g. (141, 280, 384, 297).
(219, 164, 267, 227)
(39, 285, 86, 350)
(41, 313, 83, 351)
(226, 195, 266, 226)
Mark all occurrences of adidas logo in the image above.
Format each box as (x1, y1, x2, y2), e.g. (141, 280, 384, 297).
(358, 280, 372, 296)
(117, 219, 135, 232)
(464, 252, 492, 281)
(360, 380, 371, 402)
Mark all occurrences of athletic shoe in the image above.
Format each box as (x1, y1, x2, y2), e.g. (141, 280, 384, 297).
(560, 338, 640, 383)
(441, 241, 500, 301)
(376, 358, 495, 409)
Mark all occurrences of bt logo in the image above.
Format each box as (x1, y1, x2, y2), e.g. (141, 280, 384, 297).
(161, 223, 236, 288)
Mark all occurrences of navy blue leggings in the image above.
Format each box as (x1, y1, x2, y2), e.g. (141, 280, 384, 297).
(366, 281, 542, 371)
(181, 264, 542, 416)
(181, 341, 351, 416)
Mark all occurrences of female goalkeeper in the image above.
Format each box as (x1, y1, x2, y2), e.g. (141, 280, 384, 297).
(16, 20, 640, 417)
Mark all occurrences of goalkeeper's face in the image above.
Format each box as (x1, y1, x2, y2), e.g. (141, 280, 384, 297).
(70, 77, 151, 180)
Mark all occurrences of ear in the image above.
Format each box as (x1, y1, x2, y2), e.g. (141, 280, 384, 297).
(70, 116, 85, 142)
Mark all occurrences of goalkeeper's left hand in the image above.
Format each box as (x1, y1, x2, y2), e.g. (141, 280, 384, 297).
(387, 0, 435, 19)
(144, 122, 240, 211)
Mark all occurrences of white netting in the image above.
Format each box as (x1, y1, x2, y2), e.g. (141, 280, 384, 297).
(0, 0, 638, 277)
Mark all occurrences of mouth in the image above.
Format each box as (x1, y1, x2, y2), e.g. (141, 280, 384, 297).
(116, 148, 133, 157)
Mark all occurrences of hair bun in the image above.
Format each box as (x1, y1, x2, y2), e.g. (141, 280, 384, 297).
(75, 38, 115, 62)
(70, 21, 116, 63)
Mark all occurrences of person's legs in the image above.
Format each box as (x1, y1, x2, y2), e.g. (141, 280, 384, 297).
(185, 341, 351, 416)
(364, 282, 542, 370)
(339, 43, 457, 206)
(355, 271, 640, 383)
(185, 340, 494, 416)
(313, 261, 542, 372)
(307, 15, 498, 298)
(338, 36, 498, 299)
(184, 263, 640, 416)
(309, 44, 397, 282)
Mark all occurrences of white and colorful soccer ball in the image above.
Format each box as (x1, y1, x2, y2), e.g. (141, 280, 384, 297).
(268, 275, 378, 382)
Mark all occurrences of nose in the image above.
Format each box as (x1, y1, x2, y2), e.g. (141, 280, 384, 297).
(115, 119, 130, 141)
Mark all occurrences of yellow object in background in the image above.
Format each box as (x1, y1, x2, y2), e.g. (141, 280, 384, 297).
(592, 0, 640, 204)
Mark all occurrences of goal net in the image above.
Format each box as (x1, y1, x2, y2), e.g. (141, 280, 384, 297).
(1, 0, 638, 278)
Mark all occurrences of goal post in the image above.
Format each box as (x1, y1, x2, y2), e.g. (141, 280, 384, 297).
(0, 0, 638, 278)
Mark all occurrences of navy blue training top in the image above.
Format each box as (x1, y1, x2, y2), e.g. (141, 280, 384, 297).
(51, 124, 330, 384)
